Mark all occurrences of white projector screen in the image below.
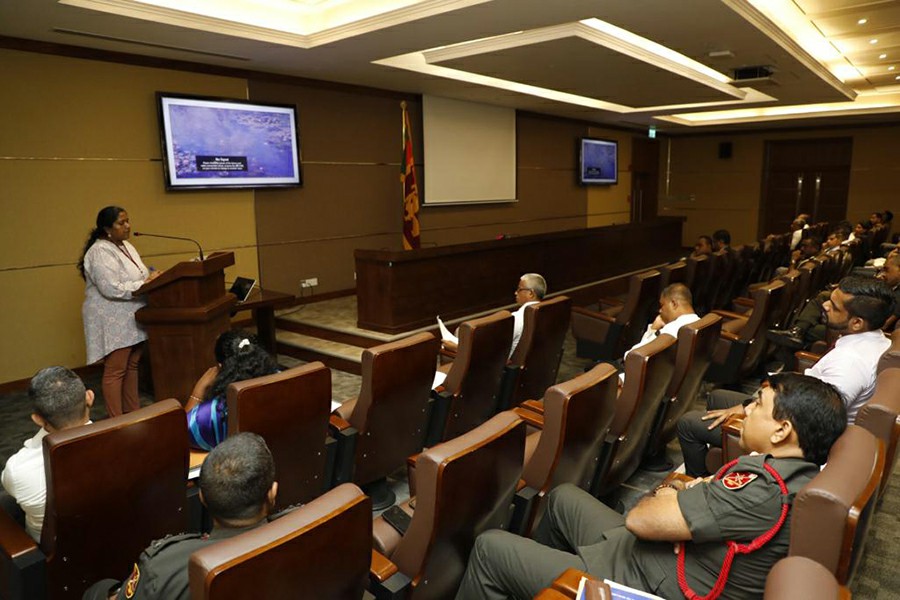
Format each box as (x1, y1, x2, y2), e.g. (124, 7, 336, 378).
(422, 95, 517, 205)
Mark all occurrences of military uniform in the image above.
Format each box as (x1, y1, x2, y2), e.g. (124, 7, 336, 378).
(82, 525, 259, 600)
(455, 454, 818, 600)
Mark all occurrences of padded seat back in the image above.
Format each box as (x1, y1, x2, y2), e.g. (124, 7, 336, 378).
(522, 363, 619, 494)
(877, 328, 900, 374)
(789, 425, 883, 585)
(686, 255, 712, 314)
(348, 332, 440, 486)
(599, 334, 677, 494)
(509, 296, 571, 406)
(613, 271, 661, 349)
(658, 261, 686, 290)
(739, 279, 786, 373)
(855, 368, 900, 499)
(764, 556, 844, 600)
(441, 311, 513, 440)
(42, 400, 188, 599)
(188, 484, 372, 600)
(648, 314, 723, 454)
(227, 363, 332, 509)
(392, 412, 525, 600)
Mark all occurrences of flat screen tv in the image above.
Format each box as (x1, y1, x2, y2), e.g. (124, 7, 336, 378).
(156, 93, 302, 190)
(579, 137, 618, 185)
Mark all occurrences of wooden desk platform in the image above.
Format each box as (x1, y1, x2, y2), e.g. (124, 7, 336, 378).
(234, 288, 295, 355)
(355, 220, 683, 334)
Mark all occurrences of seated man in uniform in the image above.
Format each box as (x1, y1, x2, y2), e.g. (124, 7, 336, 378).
(456, 373, 846, 600)
(680, 276, 893, 476)
(1, 366, 93, 541)
(83, 433, 277, 600)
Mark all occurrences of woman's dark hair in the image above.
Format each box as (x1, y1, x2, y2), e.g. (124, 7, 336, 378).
(214, 330, 258, 364)
(206, 336, 278, 401)
(767, 372, 846, 465)
(77, 206, 126, 279)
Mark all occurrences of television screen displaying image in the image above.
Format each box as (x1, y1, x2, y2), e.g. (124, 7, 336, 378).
(157, 93, 302, 190)
(579, 137, 618, 185)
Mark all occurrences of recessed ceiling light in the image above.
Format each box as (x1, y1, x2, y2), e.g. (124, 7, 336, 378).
(870, 38, 879, 44)
(858, 18, 868, 25)
(890, 66, 896, 71)
(880, 53, 888, 59)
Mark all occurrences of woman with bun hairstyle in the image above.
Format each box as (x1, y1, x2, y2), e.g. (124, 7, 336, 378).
(78, 206, 161, 417)
(185, 332, 278, 451)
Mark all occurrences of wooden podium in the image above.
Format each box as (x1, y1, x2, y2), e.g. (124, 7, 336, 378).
(135, 252, 237, 403)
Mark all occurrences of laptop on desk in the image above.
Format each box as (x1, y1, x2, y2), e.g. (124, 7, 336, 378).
(229, 277, 257, 303)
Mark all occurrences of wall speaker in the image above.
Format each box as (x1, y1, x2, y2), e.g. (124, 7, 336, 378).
(718, 142, 733, 159)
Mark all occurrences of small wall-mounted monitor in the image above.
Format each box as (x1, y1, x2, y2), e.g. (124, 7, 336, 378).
(579, 137, 618, 185)
(156, 93, 302, 191)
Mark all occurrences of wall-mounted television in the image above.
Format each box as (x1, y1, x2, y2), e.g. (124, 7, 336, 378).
(156, 93, 302, 190)
(579, 137, 618, 185)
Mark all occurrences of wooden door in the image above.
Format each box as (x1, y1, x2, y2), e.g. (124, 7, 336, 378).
(759, 138, 852, 237)
(631, 137, 660, 223)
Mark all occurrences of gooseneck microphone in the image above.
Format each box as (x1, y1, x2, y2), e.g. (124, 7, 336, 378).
(133, 232, 204, 261)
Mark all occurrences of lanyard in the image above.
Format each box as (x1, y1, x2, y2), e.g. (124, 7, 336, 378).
(114, 241, 142, 273)
(677, 458, 790, 600)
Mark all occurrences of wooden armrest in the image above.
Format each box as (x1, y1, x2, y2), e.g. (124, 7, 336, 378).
(794, 350, 822, 364)
(535, 589, 572, 600)
(406, 453, 420, 470)
(440, 345, 458, 360)
(189, 449, 208, 470)
(512, 406, 544, 429)
(571, 306, 616, 324)
(597, 297, 624, 308)
(519, 399, 545, 415)
(712, 309, 748, 321)
(719, 330, 741, 342)
(0, 509, 45, 600)
(662, 472, 695, 486)
(723, 413, 746, 435)
(552, 568, 598, 596)
(370, 549, 398, 583)
(329, 414, 352, 432)
(731, 297, 754, 307)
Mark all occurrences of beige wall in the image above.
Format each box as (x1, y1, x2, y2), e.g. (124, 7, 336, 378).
(586, 127, 632, 228)
(0, 49, 258, 383)
(659, 124, 900, 247)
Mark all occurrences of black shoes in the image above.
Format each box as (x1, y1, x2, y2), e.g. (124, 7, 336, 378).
(767, 327, 805, 350)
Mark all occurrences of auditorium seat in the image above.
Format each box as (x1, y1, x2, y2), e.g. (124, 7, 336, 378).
(705, 248, 737, 312)
(331, 332, 440, 509)
(370, 412, 525, 600)
(509, 363, 619, 535)
(0, 400, 188, 600)
(764, 556, 849, 600)
(789, 425, 883, 586)
(876, 328, 900, 373)
(591, 334, 677, 498)
(685, 255, 711, 315)
(188, 483, 372, 600)
(426, 310, 513, 444)
(498, 296, 571, 410)
(643, 313, 722, 469)
(547, 568, 612, 599)
(571, 270, 659, 361)
(704, 279, 785, 385)
(854, 368, 900, 499)
(227, 362, 334, 510)
(658, 260, 686, 290)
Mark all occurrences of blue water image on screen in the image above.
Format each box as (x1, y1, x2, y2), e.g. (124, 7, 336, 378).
(169, 105, 295, 179)
(583, 142, 616, 182)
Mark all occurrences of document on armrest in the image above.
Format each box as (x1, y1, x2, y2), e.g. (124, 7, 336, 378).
(601, 579, 664, 599)
(437, 317, 458, 345)
(432, 370, 448, 390)
(331, 400, 342, 412)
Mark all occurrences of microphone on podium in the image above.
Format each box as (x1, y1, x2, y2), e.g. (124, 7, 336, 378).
(133, 232, 204, 261)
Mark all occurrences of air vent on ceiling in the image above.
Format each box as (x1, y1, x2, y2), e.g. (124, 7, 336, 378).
(732, 65, 774, 80)
(52, 28, 250, 61)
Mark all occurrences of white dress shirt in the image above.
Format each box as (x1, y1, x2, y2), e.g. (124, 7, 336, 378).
(806, 330, 890, 423)
(510, 301, 540, 359)
(1, 428, 50, 541)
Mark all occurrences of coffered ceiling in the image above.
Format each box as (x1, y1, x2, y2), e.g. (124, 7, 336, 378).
(3, 0, 900, 133)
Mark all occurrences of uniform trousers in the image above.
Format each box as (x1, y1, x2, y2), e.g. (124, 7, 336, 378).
(455, 484, 624, 600)
(102, 342, 144, 417)
(676, 389, 748, 477)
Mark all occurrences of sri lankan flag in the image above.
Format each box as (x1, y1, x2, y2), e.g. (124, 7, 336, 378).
(401, 102, 421, 250)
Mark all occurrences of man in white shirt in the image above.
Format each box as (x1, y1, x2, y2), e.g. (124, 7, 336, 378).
(509, 273, 545, 358)
(624, 283, 700, 359)
(677, 276, 894, 476)
(1, 366, 93, 541)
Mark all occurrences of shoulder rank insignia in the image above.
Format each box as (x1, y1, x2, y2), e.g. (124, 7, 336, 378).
(721, 471, 758, 490)
(124, 562, 140, 598)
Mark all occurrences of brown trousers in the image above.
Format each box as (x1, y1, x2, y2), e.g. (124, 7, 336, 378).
(102, 343, 144, 417)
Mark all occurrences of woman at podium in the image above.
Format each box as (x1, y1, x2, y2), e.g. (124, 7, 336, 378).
(78, 206, 160, 417)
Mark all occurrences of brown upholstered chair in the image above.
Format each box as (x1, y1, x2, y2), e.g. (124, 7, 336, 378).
(764, 556, 849, 600)
(704, 279, 785, 385)
(877, 328, 900, 373)
(789, 425, 884, 586)
(548, 568, 612, 599)
(369, 412, 525, 600)
(591, 334, 677, 498)
(498, 296, 571, 410)
(643, 313, 723, 469)
(0, 400, 188, 600)
(571, 271, 660, 360)
(226, 362, 334, 510)
(685, 255, 711, 313)
(331, 332, 440, 508)
(704, 413, 746, 474)
(427, 311, 513, 444)
(658, 260, 686, 290)
(855, 368, 900, 500)
(188, 483, 372, 600)
(509, 363, 619, 534)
